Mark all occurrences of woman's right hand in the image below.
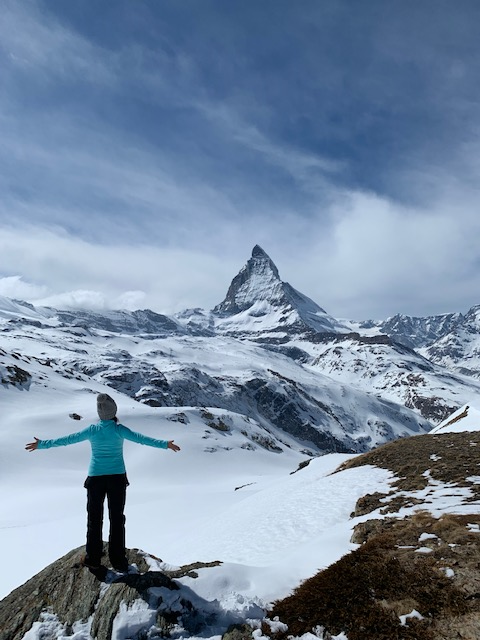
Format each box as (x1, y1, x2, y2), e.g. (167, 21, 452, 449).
(168, 440, 180, 452)
(25, 437, 40, 452)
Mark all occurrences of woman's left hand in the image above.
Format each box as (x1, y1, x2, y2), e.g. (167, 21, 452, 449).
(168, 440, 180, 452)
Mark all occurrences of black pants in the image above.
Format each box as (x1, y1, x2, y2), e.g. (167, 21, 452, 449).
(84, 473, 129, 568)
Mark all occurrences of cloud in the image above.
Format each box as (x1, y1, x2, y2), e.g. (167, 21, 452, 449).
(30, 289, 146, 312)
(1, 0, 116, 86)
(115, 291, 147, 311)
(34, 290, 110, 312)
(0, 224, 243, 314)
(280, 186, 480, 319)
(0, 276, 48, 300)
(2, 174, 480, 324)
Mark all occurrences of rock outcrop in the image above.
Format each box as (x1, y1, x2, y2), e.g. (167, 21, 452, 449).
(0, 546, 222, 640)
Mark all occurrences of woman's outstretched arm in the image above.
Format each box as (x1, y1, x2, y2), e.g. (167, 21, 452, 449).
(25, 428, 92, 451)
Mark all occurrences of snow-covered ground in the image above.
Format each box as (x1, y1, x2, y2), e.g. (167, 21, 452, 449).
(3, 379, 480, 640)
(0, 375, 389, 602)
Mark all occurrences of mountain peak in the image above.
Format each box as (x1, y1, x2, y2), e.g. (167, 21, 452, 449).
(213, 246, 345, 335)
(251, 243, 275, 261)
(250, 245, 280, 277)
(213, 246, 281, 315)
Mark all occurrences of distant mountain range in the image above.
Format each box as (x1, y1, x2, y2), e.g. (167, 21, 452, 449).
(2, 245, 480, 454)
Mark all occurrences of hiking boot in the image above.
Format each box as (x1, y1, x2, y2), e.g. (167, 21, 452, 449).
(79, 555, 108, 581)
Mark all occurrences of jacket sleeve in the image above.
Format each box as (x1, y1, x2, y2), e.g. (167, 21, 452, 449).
(117, 424, 168, 449)
(37, 426, 93, 449)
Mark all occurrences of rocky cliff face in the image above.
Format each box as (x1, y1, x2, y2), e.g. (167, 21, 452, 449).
(55, 308, 184, 336)
(0, 333, 432, 454)
(375, 305, 480, 381)
(422, 305, 480, 379)
(378, 312, 462, 349)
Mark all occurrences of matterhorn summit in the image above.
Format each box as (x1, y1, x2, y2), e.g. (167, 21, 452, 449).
(214, 245, 284, 314)
(213, 245, 348, 338)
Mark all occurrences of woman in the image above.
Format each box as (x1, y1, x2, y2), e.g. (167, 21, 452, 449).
(25, 393, 180, 574)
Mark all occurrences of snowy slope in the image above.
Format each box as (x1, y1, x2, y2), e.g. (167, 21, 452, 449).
(422, 305, 480, 379)
(3, 244, 480, 434)
(298, 334, 480, 424)
(368, 306, 480, 381)
(0, 295, 57, 324)
(377, 312, 462, 349)
(0, 305, 432, 454)
(0, 374, 385, 602)
(3, 382, 480, 640)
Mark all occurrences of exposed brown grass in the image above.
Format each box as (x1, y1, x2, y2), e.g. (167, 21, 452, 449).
(338, 431, 480, 499)
(440, 406, 469, 429)
(268, 512, 480, 640)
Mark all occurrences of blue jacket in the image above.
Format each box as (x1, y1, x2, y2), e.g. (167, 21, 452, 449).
(37, 420, 168, 476)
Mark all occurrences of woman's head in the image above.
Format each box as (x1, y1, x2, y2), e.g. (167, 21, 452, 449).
(97, 393, 117, 420)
